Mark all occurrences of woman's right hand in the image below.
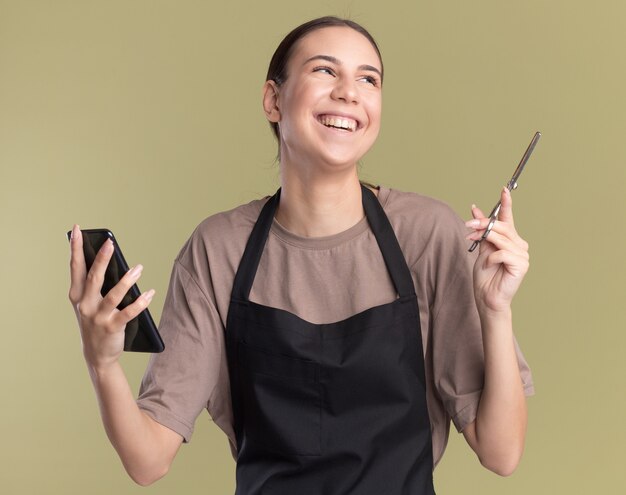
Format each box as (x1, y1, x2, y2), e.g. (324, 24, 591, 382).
(68, 224, 155, 371)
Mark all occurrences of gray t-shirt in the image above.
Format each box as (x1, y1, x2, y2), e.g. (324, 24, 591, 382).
(137, 185, 534, 467)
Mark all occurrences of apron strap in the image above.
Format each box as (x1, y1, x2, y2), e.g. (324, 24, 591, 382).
(361, 185, 416, 298)
(231, 185, 416, 302)
(231, 189, 281, 302)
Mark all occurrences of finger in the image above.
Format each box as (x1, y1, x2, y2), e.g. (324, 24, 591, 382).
(466, 216, 493, 232)
(466, 206, 488, 245)
(100, 264, 144, 315)
(497, 187, 515, 225)
(466, 217, 528, 252)
(485, 250, 529, 277)
(470, 228, 528, 259)
(69, 225, 87, 305)
(110, 289, 156, 328)
(465, 216, 499, 247)
(486, 219, 528, 252)
(466, 217, 514, 238)
(83, 238, 115, 302)
(471, 204, 487, 220)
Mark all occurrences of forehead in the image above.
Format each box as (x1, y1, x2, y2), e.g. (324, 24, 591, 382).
(288, 26, 382, 70)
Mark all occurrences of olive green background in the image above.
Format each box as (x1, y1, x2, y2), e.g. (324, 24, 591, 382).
(1, 0, 624, 493)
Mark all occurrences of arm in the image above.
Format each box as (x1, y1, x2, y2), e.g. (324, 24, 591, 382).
(68, 225, 183, 485)
(87, 362, 183, 485)
(462, 187, 530, 476)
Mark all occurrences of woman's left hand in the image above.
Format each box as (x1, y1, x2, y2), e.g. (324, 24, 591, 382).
(465, 186, 530, 314)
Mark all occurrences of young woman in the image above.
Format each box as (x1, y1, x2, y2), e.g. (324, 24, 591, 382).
(68, 16, 533, 494)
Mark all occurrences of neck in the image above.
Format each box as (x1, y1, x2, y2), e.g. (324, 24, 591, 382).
(276, 162, 376, 238)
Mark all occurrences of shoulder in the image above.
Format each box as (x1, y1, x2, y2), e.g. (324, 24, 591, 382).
(175, 194, 271, 277)
(195, 196, 268, 242)
(381, 185, 463, 227)
(379, 186, 469, 266)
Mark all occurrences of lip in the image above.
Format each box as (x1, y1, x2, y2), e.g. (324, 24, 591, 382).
(315, 112, 363, 131)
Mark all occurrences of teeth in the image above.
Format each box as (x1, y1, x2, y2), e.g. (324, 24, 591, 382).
(318, 115, 357, 131)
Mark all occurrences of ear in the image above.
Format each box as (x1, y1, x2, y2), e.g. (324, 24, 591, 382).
(262, 80, 281, 123)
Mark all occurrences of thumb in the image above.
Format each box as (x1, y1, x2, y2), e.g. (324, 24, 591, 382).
(497, 186, 515, 225)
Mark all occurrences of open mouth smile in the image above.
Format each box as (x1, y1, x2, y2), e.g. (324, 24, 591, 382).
(316, 114, 360, 132)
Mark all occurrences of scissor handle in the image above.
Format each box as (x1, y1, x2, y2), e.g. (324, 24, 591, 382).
(468, 203, 501, 252)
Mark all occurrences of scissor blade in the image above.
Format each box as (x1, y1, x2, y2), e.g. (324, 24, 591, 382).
(509, 131, 541, 190)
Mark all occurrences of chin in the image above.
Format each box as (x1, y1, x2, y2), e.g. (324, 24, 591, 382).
(317, 144, 369, 168)
(317, 152, 362, 170)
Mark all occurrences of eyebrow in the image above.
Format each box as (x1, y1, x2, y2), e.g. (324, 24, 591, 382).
(303, 54, 382, 79)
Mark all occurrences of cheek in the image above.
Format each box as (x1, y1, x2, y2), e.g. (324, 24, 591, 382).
(285, 77, 318, 103)
(366, 100, 382, 131)
(363, 89, 382, 116)
(279, 89, 313, 127)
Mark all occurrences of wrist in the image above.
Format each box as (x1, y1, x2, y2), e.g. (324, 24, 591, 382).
(81, 338, 124, 381)
(85, 357, 122, 384)
(477, 305, 513, 327)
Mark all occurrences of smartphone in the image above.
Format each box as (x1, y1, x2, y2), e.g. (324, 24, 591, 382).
(67, 228, 165, 353)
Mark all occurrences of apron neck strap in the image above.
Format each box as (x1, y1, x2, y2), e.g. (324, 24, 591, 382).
(231, 184, 416, 302)
(231, 188, 280, 302)
(361, 185, 416, 298)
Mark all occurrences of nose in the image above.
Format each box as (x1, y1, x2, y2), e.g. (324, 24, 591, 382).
(330, 77, 358, 104)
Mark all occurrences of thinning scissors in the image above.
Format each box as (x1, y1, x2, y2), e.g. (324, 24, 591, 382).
(468, 131, 541, 253)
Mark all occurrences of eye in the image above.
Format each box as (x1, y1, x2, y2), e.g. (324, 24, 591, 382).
(359, 75, 379, 87)
(313, 66, 335, 76)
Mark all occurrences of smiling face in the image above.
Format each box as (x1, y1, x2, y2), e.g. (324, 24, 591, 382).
(263, 26, 383, 172)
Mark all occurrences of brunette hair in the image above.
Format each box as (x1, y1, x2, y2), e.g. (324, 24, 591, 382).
(265, 16, 384, 144)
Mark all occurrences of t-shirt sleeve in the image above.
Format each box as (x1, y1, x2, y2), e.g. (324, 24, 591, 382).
(136, 257, 229, 443)
(430, 207, 535, 433)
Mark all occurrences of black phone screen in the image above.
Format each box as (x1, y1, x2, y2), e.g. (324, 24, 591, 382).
(67, 229, 164, 353)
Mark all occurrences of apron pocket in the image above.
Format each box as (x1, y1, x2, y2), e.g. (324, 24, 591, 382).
(237, 342, 321, 457)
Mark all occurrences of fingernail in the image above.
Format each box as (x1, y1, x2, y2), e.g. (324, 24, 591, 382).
(144, 289, 155, 301)
(465, 219, 480, 228)
(129, 264, 143, 277)
(71, 224, 79, 240)
(471, 204, 477, 209)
